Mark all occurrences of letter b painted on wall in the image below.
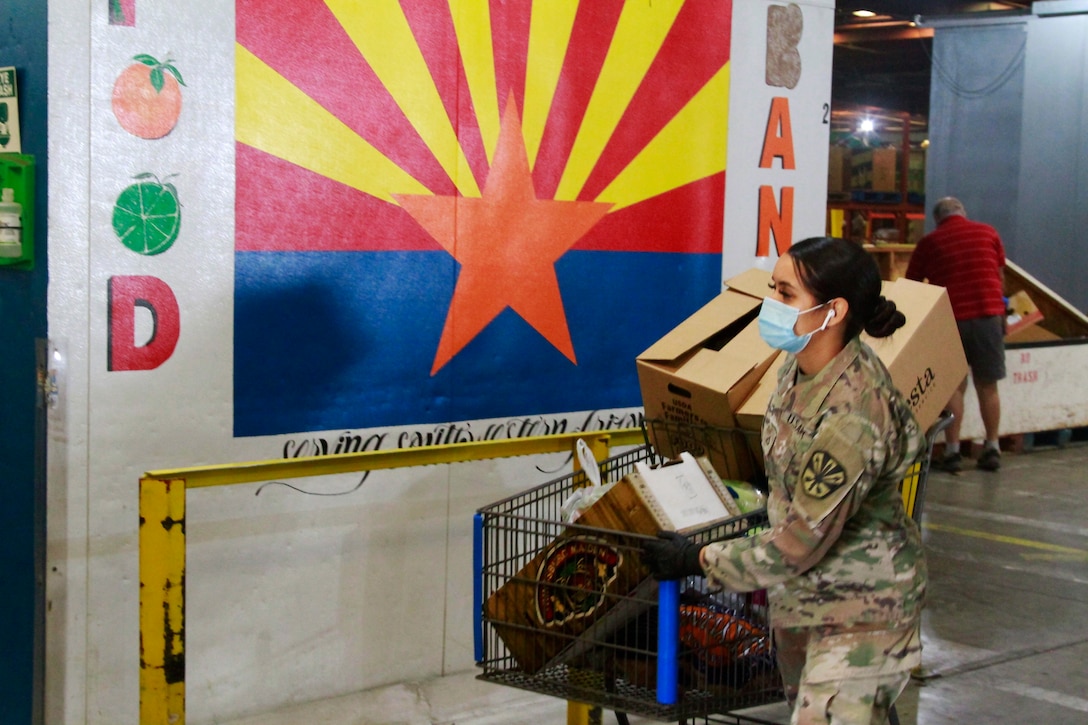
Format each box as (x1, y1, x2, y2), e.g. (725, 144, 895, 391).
(108, 275, 180, 371)
(766, 4, 802, 89)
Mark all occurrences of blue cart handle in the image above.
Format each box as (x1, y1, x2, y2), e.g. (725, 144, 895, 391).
(656, 578, 680, 705)
(473, 513, 484, 664)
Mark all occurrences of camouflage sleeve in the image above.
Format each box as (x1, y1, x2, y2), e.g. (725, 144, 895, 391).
(700, 412, 886, 592)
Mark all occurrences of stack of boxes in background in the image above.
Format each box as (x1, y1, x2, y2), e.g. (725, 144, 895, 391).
(828, 144, 852, 199)
(907, 149, 926, 204)
(828, 144, 926, 200)
(827, 138, 927, 248)
(850, 147, 899, 194)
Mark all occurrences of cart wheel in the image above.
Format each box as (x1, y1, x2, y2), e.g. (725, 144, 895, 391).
(888, 703, 900, 725)
(614, 712, 630, 725)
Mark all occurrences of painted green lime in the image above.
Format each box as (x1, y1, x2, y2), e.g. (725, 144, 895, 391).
(112, 174, 181, 255)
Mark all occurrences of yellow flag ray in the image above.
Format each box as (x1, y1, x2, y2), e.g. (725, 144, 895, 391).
(553, 0, 684, 202)
(328, 0, 480, 198)
(523, 0, 579, 169)
(596, 62, 730, 212)
(449, 0, 500, 167)
(236, 44, 429, 204)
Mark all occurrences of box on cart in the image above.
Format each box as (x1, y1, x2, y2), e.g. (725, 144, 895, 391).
(483, 454, 743, 674)
(865, 277, 968, 430)
(636, 271, 779, 482)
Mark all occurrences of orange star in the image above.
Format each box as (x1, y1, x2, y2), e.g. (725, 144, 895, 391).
(396, 96, 613, 375)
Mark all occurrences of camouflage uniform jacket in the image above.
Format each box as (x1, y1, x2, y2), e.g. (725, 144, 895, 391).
(702, 337, 926, 629)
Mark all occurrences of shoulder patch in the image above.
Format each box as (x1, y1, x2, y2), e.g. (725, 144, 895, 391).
(801, 450, 847, 499)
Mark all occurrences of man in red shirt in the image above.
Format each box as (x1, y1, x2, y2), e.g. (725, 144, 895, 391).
(906, 197, 1006, 472)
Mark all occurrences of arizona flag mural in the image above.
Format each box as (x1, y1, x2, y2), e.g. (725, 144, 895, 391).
(234, 0, 731, 437)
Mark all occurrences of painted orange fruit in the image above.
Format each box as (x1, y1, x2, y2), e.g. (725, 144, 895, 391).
(111, 55, 185, 139)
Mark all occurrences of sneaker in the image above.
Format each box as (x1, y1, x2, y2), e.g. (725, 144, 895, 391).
(938, 452, 963, 473)
(977, 447, 1001, 471)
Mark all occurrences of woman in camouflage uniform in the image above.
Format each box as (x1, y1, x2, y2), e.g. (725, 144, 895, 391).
(644, 237, 926, 725)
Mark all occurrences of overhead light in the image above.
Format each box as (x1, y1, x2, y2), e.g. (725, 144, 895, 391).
(859, 118, 875, 133)
(853, 9, 877, 18)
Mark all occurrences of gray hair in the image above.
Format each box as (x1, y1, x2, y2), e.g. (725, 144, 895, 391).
(933, 197, 966, 222)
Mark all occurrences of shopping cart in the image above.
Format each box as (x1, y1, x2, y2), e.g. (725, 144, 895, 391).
(473, 414, 951, 724)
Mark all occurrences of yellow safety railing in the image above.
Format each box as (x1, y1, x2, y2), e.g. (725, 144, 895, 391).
(138, 428, 644, 725)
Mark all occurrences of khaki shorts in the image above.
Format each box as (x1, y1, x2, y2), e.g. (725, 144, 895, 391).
(958, 315, 1006, 384)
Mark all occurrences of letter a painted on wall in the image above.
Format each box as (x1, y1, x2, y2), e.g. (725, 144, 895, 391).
(108, 275, 180, 371)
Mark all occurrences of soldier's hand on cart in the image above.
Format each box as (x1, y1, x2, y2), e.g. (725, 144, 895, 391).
(642, 530, 705, 580)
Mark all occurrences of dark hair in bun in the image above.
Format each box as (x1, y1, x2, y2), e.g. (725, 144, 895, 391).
(787, 236, 907, 340)
(865, 296, 906, 338)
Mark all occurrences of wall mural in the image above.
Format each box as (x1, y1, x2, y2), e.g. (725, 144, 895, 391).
(110, 55, 185, 139)
(232, 0, 733, 438)
(108, 0, 135, 27)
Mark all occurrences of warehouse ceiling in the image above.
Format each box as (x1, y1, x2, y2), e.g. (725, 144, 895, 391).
(832, 1, 1033, 116)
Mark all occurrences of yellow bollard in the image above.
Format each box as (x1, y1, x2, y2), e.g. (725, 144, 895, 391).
(139, 477, 187, 724)
(567, 701, 604, 725)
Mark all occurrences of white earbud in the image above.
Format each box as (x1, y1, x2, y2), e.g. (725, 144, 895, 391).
(820, 308, 835, 328)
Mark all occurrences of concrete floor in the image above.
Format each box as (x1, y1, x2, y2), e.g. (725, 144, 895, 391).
(222, 442, 1088, 725)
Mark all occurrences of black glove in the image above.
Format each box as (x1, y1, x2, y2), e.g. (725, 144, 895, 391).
(641, 530, 705, 580)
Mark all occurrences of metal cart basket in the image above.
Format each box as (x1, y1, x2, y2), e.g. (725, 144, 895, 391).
(472, 415, 951, 723)
(473, 422, 780, 722)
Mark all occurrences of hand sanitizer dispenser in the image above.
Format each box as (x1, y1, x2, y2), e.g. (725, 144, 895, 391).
(0, 153, 33, 268)
(0, 187, 22, 258)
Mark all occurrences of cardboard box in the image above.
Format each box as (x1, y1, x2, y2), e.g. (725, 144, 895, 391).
(828, 145, 851, 194)
(724, 267, 774, 299)
(851, 147, 898, 192)
(729, 275, 968, 435)
(1005, 290, 1044, 337)
(908, 149, 926, 194)
(636, 280, 778, 481)
(864, 278, 968, 431)
(484, 455, 742, 673)
(1004, 324, 1060, 344)
(734, 351, 784, 470)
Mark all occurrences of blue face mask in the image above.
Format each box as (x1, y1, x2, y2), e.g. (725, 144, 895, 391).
(758, 297, 833, 353)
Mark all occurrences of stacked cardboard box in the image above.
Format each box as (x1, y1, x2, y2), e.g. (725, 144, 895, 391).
(828, 145, 852, 195)
(645, 270, 968, 467)
(908, 149, 926, 195)
(850, 147, 898, 192)
(636, 269, 779, 483)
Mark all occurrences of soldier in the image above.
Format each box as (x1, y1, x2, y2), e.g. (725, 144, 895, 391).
(644, 237, 925, 725)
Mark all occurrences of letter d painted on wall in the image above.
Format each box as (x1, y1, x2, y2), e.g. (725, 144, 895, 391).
(108, 275, 180, 371)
